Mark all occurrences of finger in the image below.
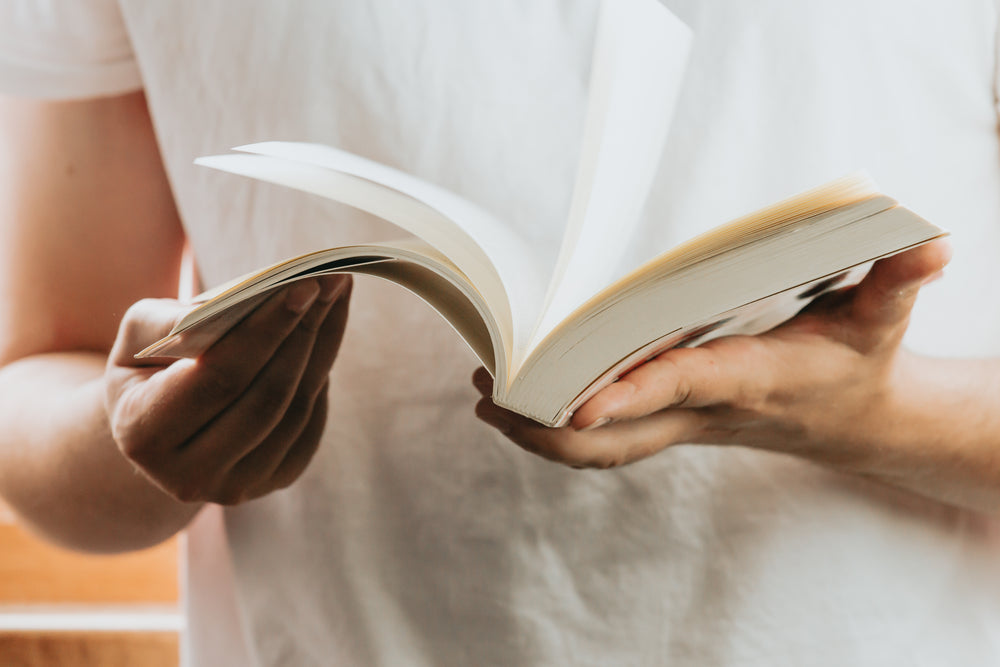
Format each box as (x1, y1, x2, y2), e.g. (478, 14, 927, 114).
(180, 281, 337, 469)
(570, 241, 952, 430)
(222, 374, 328, 497)
(569, 337, 769, 430)
(205, 278, 349, 501)
(222, 277, 349, 493)
(220, 382, 330, 504)
(266, 382, 329, 490)
(848, 238, 952, 345)
(476, 399, 570, 460)
(121, 284, 335, 498)
(477, 398, 701, 468)
(108, 298, 192, 369)
(294, 276, 352, 393)
(106, 299, 195, 439)
(472, 366, 493, 396)
(112, 280, 321, 452)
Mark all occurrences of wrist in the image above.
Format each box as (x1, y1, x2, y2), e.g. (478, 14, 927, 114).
(793, 348, 919, 477)
(826, 349, 1000, 513)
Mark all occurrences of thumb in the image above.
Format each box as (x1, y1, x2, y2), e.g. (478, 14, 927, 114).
(849, 238, 952, 346)
(109, 298, 192, 368)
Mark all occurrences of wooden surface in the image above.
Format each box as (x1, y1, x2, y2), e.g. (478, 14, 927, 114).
(0, 506, 181, 665)
(0, 523, 178, 604)
(0, 631, 178, 667)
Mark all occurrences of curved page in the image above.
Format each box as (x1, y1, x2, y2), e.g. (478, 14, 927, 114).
(529, 0, 692, 350)
(505, 204, 943, 426)
(207, 142, 544, 368)
(138, 240, 503, 380)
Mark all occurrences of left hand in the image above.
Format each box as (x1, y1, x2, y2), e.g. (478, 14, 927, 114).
(474, 240, 952, 470)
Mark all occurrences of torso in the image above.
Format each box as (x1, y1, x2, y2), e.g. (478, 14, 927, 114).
(118, 1, 1000, 664)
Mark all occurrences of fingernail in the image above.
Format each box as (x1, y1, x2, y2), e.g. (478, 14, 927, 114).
(318, 278, 349, 304)
(577, 416, 611, 432)
(285, 281, 320, 313)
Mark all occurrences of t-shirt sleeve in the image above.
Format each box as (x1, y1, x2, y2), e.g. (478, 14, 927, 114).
(0, 0, 142, 99)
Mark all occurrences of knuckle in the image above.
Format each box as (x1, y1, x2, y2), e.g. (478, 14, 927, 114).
(668, 351, 703, 404)
(588, 454, 627, 470)
(169, 478, 208, 504)
(642, 354, 689, 407)
(118, 438, 155, 467)
(118, 299, 181, 346)
(271, 444, 322, 490)
(297, 307, 327, 335)
(157, 467, 219, 504)
(271, 470, 301, 491)
(213, 486, 251, 506)
(111, 420, 158, 464)
(172, 486, 201, 504)
(671, 377, 693, 408)
(567, 456, 617, 470)
(119, 300, 154, 335)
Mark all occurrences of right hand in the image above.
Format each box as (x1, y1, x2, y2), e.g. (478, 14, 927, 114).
(104, 275, 351, 505)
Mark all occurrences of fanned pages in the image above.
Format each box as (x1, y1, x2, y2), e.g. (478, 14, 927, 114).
(141, 0, 946, 427)
(530, 0, 692, 352)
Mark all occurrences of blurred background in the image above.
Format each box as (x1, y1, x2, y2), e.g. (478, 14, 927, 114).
(0, 500, 179, 666)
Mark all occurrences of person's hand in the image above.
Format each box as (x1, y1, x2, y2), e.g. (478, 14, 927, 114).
(475, 240, 951, 470)
(105, 275, 351, 504)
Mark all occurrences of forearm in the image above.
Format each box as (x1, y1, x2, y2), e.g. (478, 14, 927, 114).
(843, 351, 1000, 514)
(0, 352, 200, 553)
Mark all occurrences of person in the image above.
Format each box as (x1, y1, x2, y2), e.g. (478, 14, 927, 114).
(1, 1, 999, 665)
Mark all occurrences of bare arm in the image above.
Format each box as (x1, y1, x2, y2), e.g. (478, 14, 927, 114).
(0, 93, 350, 553)
(0, 93, 193, 552)
(476, 240, 1000, 516)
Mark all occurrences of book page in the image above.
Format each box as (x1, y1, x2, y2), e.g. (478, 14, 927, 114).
(139, 239, 504, 379)
(527, 0, 692, 352)
(196, 144, 545, 369)
(505, 200, 944, 427)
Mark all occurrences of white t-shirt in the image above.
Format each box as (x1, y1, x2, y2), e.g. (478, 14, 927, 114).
(4, 1, 1000, 665)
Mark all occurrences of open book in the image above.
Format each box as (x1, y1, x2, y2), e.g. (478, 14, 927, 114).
(140, 0, 945, 427)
